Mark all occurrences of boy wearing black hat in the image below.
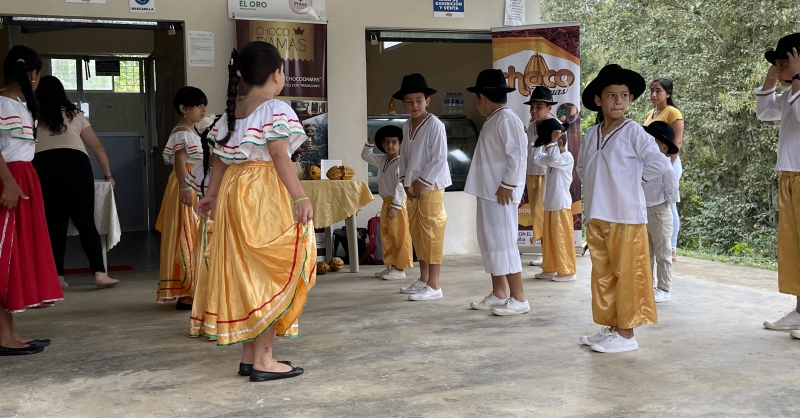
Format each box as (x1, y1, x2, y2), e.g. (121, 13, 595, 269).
(576, 64, 672, 353)
(532, 118, 577, 282)
(524, 87, 559, 267)
(394, 73, 452, 301)
(465, 69, 530, 316)
(641, 122, 680, 303)
(756, 33, 800, 338)
(362, 125, 414, 281)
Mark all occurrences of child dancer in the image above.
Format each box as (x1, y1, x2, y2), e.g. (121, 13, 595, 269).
(195, 42, 316, 381)
(524, 86, 558, 266)
(641, 121, 680, 302)
(395, 73, 451, 301)
(465, 69, 529, 315)
(576, 64, 671, 353)
(0, 45, 62, 356)
(362, 125, 413, 281)
(757, 33, 800, 339)
(156, 86, 206, 309)
(532, 118, 577, 282)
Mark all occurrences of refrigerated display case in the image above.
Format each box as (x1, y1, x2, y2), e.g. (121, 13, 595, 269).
(366, 115, 479, 193)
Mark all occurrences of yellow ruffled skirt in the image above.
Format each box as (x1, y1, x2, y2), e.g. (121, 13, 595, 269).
(196, 161, 316, 346)
(189, 218, 213, 338)
(155, 167, 199, 302)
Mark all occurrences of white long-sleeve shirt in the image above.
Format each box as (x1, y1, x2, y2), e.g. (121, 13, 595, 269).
(465, 107, 527, 203)
(642, 152, 680, 207)
(526, 121, 547, 176)
(533, 143, 574, 211)
(399, 114, 452, 190)
(754, 86, 800, 172)
(361, 144, 405, 210)
(576, 119, 672, 224)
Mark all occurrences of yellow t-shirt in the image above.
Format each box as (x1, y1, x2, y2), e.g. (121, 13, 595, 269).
(644, 105, 683, 126)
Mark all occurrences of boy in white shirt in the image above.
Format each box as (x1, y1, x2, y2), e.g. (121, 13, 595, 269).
(756, 33, 800, 338)
(641, 121, 680, 303)
(532, 118, 577, 282)
(576, 64, 672, 353)
(465, 69, 530, 316)
(362, 125, 414, 281)
(524, 87, 559, 266)
(394, 74, 452, 301)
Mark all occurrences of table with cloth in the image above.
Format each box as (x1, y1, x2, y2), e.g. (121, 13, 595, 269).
(300, 179, 374, 273)
(66, 180, 121, 271)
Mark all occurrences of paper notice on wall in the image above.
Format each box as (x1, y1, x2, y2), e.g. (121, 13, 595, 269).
(504, 0, 525, 26)
(129, 0, 155, 13)
(320, 159, 342, 180)
(65, 0, 107, 4)
(188, 31, 215, 67)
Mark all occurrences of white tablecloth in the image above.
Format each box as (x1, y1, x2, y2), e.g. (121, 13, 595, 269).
(66, 180, 121, 250)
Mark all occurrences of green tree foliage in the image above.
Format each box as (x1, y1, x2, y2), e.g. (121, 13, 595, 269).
(543, 0, 798, 262)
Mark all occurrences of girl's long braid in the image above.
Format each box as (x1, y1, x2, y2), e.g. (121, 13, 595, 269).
(12, 61, 40, 139)
(199, 115, 221, 196)
(219, 49, 241, 146)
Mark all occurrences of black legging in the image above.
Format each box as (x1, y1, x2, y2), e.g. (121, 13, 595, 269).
(33, 149, 106, 275)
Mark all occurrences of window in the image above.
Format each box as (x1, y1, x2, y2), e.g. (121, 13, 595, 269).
(50, 59, 78, 90)
(382, 42, 405, 50)
(49, 59, 141, 93)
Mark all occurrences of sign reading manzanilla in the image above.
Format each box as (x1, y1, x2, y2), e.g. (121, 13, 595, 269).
(228, 0, 326, 23)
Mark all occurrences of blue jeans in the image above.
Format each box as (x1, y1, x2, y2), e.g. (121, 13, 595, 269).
(670, 156, 682, 252)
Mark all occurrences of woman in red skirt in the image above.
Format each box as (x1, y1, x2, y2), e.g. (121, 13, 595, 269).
(0, 45, 63, 356)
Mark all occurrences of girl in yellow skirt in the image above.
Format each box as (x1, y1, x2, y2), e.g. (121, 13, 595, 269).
(196, 42, 316, 382)
(156, 87, 207, 308)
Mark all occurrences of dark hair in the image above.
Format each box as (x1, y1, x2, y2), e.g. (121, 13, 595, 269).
(651, 78, 678, 108)
(220, 42, 284, 145)
(477, 91, 508, 104)
(3, 45, 43, 137)
(375, 125, 403, 143)
(595, 111, 605, 125)
(199, 115, 222, 196)
(173, 86, 208, 115)
(36, 76, 80, 134)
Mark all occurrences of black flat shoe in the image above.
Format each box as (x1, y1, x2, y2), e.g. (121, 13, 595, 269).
(238, 361, 292, 376)
(175, 301, 193, 311)
(27, 339, 51, 348)
(250, 366, 304, 382)
(0, 345, 45, 356)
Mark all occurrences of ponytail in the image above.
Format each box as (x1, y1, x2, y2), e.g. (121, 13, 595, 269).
(3, 46, 43, 139)
(219, 49, 242, 146)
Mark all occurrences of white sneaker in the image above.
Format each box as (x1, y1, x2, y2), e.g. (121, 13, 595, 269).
(791, 330, 800, 339)
(764, 310, 800, 330)
(400, 279, 426, 294)
(491, 298, 531, 316)
(534, 271, 556, 280)
(654, 288, 671, 303)
(552, 274, 576, 282)
(470, 293, 507, 310)
(580, 326, 613, 346)
(590, 333, 639, 353)
(58, 275, 69, 289)
(382, 268, 406, 281)
(529, 256, 543, 266)
(408, 286, 443, 301)
(375, 267, 391, 278)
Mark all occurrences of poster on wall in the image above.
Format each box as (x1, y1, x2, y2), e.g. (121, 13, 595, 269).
(433, 0, 464, 18)
(229, 0, 326, 23)
(236, 20, 328, 165)
(491, 22, 582, 249)
(129, 0, 156, 13)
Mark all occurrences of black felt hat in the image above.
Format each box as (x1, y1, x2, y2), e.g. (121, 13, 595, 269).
(643, 121, 679, 155)
(765, 33, 800, 64)
(374, 125, 403, 154)
(534, 118, 569, 148)
(393, 73, 437, 100)
(466, 69, 515, 94)
(581, 64, 646, 112)
(524, 86, 558, 106)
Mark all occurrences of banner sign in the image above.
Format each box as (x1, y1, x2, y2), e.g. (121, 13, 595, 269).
(491, 23, 582, 249)
(236, 20, 328, 165)
(95, 60, 120, 76)
(229, 0, 326, 24)
(434, 0, 464, 18)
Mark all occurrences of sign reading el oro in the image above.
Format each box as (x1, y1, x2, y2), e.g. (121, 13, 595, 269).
(228, 0, 326, 23)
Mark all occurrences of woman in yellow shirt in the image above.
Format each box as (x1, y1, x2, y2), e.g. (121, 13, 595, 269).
(644, 78, 684, 262)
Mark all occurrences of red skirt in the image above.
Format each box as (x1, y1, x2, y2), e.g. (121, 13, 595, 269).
(0, 161, 62, 313)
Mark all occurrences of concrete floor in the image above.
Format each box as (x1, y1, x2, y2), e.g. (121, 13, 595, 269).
(1, 254, 799, 417)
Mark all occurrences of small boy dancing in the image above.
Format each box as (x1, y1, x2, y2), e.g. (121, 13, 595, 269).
(532, 118, 577, 282)
(757, 33, 800, 339)
(576, 64, 672, 353)
(395, 74, 452, 301)
(465, 69, 530, 316)
(641, 121, 680, 303)
(361, 125, 414, 281)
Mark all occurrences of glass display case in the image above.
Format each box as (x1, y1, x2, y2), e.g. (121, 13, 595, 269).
(366, 115, 479, 193)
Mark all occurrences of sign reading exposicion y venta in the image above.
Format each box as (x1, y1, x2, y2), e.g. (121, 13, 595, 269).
(228, 0, 326, 23)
